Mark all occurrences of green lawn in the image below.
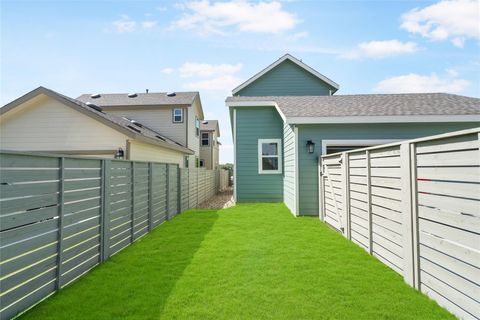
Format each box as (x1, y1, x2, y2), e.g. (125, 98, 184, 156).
(19, 203, 453, 320)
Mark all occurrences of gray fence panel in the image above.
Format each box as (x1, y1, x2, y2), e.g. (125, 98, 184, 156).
(0, 151, 223, 319)
(320, 128, 480, 320)
(151, 163, 167, 227)
(167, 164, 178, 218)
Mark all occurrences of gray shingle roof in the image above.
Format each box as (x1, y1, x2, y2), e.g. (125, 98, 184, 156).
(200, 120, 218, 131)
(77, 92, 198, 107)
(226, 93, 480, 118)
(1, 87, 194, 154)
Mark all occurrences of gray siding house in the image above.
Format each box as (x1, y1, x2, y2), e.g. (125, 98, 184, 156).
(200, 120, 220, 170)
(227, 54, 480, 216)
(77, 91, 205, 168)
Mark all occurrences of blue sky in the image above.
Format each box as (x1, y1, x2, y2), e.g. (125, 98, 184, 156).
(2, 0, 479, 163)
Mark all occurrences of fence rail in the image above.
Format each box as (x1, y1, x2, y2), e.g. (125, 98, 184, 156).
(319, 128, 480, 320)
(0, 151, 222, 320)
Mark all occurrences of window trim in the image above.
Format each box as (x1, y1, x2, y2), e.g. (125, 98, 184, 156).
(201, 132, 210, 146)
(195, 117, 200, 136)
(172, 108, 183, 123)
(258, 139, 282, 174)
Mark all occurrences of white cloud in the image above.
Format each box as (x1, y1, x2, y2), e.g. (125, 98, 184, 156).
(111, 16, 158, 32)
(179, 62, 242, 78)
(401, 0, 480, 47)
(183, 75, 242, 91)
(112, 15, 136, 33)
(445, 68, 459, 77)
(374, 73, 470, 93)
(161, 67, 175, 75)
(173, 0, 298, 35)
(342, 40, 419, 59)
(177, 62, 243, 90)
(141, 20, 158, 28)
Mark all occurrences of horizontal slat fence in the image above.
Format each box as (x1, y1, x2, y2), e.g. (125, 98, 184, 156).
(320, 128, 480, 320)
(0, 151, 220, 320)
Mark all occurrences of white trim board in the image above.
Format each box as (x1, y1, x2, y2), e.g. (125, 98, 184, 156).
(294, 126, 299, 216)
(231, 54, 339, 95)
(321, 139, 402, 155)
(233, 108, 237, 202)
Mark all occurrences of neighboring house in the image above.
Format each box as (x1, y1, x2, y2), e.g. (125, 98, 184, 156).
(199, 120, 220, 170)
(77, 91, 204, 168)
(226, 54, 480, 216)
(0, 87, 194, 164)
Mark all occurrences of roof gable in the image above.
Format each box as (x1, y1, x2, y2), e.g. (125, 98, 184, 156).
(1, 87, 194, 154)
(200, 120, 220, 136)
(232, 54, 339, 96)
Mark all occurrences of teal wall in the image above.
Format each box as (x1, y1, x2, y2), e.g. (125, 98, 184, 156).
(235, 60, 334, 96)
(235, 107, 283, 202)
(297, 122, 480, 216)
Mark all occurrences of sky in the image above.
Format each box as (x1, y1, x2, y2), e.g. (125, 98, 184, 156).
(1, 0, 479, 163)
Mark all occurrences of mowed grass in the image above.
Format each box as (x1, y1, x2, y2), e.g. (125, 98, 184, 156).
(19, 203, 454, 320)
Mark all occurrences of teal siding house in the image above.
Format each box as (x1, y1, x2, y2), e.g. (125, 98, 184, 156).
(227, 54, 480, 216)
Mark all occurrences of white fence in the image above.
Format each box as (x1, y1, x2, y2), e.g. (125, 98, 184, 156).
(319, 128, 479, 320)
(218, 169, 230, 192)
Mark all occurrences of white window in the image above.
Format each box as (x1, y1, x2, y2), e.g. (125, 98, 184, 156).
(201, 132, 209, 146)
(200, 159, 205, 167)
(258, 139, 282, 174)
(195, 117, 200, 136)
(173, 109, 183, 123)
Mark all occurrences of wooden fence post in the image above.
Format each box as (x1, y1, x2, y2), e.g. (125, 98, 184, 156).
(166, 164, 170, 220)
(56, 157, 65, 290)
(400, 142, 415, 287)
(318, 157, 323, 221)
(131, 162, 136, 242)
(410, 143, 421, 290)
(365, 151, 373, 255)
(342, 152, 351, 239)
(197, 168, 199, 207)
(101, 160, 111, 262)
(177, 166, 181, 214)
(148, 162, 153, 232)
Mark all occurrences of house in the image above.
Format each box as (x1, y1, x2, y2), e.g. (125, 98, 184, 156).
(226, 54, 480, 216)
(0, 86, 194, 164)
(77, 90, 204, 168)
(199, 120, 220, 170)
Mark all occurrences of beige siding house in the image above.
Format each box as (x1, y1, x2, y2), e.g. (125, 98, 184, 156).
(0, 87, 194, 165)
(199, 120, 220, 170)
(77, 91, 205, 168)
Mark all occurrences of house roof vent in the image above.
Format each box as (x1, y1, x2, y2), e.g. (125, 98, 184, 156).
(202, 121, 208, 124)
(131, 120, 143, 128)
(85, 102, 103, 112)
(166, 92, 176, 97)
(90, 93, 101, 99)
(127, 93, 137, 98)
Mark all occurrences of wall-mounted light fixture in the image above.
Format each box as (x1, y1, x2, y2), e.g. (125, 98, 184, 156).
(115, 147, 125, 160)
(306, 140, 315, 154)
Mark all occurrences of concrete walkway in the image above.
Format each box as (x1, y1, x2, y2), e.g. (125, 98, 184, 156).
(197, 187, 234, 209)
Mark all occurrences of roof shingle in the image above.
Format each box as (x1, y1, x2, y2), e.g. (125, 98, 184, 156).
(77, 92, 198, 107)
(226, 93, 480, 118)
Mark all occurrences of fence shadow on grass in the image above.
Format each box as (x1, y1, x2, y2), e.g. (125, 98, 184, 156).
(18, 209, 219, 320)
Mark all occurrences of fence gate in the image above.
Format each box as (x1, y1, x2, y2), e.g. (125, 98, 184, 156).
(320, 154, 346, 234)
